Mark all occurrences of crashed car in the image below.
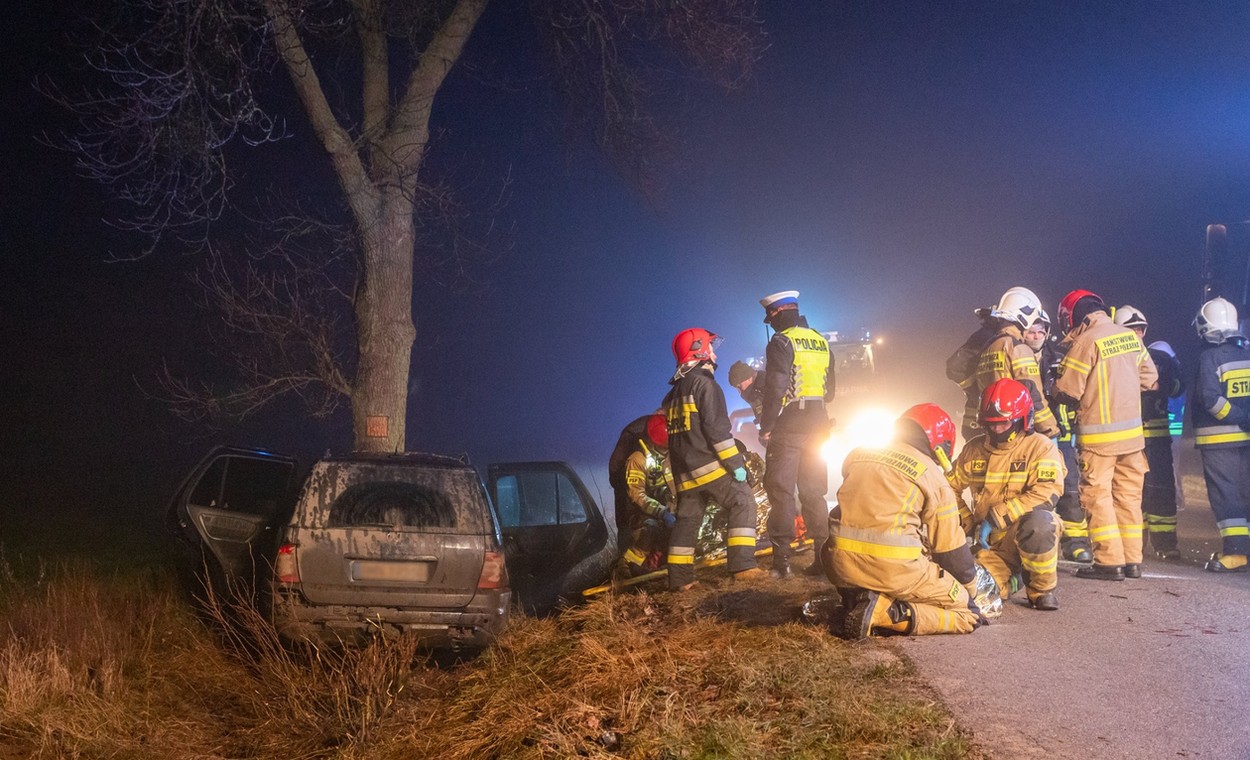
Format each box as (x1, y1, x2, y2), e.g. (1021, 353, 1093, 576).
(167, 447, 616, 650)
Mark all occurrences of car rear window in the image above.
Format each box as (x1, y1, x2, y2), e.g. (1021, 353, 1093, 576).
(313, 463, 489, 533)
(329, 482, 457, 528)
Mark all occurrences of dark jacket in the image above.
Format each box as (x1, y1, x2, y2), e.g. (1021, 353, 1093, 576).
(760, 311, 835, 435)
(663, 365, 746, 492)
(1193, 339, 1250, 449)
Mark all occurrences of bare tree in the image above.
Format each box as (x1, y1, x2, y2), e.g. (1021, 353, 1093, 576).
(45, 0, 764, 452)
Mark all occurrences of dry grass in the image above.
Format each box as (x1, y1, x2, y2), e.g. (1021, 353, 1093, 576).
(0, 554, 978, 760)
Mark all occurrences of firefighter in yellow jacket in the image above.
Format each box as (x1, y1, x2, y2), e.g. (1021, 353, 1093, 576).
(974, 286, 1061, 438)
(950, 379, 1065, 610)
(615, 413, 677, 578)
(822, 404, 982, 638)
(1054, 289, 1159, 580)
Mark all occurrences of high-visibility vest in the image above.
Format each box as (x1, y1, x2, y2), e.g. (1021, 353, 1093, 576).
(779, 326, 829, 407)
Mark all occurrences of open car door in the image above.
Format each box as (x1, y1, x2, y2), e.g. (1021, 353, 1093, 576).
(167, 446, 298, 593)
(488, 461, 611, 613)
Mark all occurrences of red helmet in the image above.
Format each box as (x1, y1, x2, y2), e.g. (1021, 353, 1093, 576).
(979, 378, 1034, 433)
(672, 328, 720, 364)
(898, 403, 956, 463)
(1057, 289, 1102, 334)
(646, 413, 669, 448)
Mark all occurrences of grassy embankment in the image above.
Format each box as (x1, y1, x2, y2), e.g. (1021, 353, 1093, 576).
(0, 549, 979, 759)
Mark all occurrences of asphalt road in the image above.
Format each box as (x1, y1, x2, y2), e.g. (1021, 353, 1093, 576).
(897, 445, 1250, 759)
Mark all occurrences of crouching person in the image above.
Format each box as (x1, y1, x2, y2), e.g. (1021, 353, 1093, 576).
(823, 404, 982, 638)
(950, 379, 1065, 611)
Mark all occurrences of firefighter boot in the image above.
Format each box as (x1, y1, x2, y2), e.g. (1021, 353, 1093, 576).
(1204, 553, 1248, 573)
(1074, 563, 1125, 581)
(1030, 591, 1059, 611)
(1123, 563, 1142, 579)
(843, 592, 914, 639)
(770, 546, 792, 580)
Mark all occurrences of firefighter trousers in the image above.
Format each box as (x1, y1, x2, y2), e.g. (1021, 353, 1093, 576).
(1142, 436, 1179, 552)
(1198, 445, 1250, 556)
(978, 509, 1061, 604)
(1077, 448, 1147, 566)
(667, 475, 758, 589)
(764, 422, 831, 559)
(826, 551, 979, 635)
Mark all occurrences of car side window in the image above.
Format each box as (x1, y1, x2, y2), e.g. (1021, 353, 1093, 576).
(188, 455, 290, 521)
(495, 471, 589, 529)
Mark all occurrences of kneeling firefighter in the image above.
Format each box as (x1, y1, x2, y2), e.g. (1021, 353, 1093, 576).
(822, 404, 982, 638)
(950, 378, 1065, 611)
(615, 413, 676, 578)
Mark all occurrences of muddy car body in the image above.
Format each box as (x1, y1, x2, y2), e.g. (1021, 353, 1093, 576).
(168, 448, 615, 649)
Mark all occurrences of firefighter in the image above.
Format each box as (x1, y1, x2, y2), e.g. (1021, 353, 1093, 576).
(1036, 310, 1094, 563)
(947, 306, 997, 441)
(975, 286, 1061, 438)
(613, 413, 677, 579)
(1054, 289, 1158, 580)
(757, 291, 836, 579)
(1192, 297, 1250, 573)
(1114, 306, 1185, 560)
(822, 404, 982, 638)
(662, 328, 764, 590)
(950, 379, 1065, 610)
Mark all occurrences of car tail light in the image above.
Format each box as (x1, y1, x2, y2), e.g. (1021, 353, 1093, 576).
(477, 551, 508, 590)
(276, 543, 299, 584)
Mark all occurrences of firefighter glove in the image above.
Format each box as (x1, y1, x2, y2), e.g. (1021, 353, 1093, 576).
(732, 467, 748, 482)
(662, 511, 677, 528)
(644, 498, 666, 518)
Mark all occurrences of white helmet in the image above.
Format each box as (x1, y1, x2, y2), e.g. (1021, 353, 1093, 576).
(1148, 340, 1176, 358)
(990, 286, 1043, 330)
(1195, 297, 1242, 344)
(1113, 304, 1148, 330)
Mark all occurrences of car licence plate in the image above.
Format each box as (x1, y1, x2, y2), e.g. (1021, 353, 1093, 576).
(351, 560, 432, 582)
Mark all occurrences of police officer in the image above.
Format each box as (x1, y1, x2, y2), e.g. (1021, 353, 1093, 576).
(757, 291, 835, 579)
(1192, 298, 1250, 573)
(662, 328, 764, 590)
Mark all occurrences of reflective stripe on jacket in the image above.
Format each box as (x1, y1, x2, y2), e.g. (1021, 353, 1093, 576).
(1143, 346, 1183, 439)
(949, 431, 1065, 530)
(976, 323, 1059, 437)
(830, 443, 969, 569)
(1055, 311, 1158, 455)
(663, 367, 745, 491)
(1193, 340, 1250, 448)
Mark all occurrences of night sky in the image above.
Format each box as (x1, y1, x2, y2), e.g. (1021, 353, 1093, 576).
(5, 2, 1250, 552)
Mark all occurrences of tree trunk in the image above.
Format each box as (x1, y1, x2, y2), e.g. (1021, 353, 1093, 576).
(351, 192, 417, 452)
